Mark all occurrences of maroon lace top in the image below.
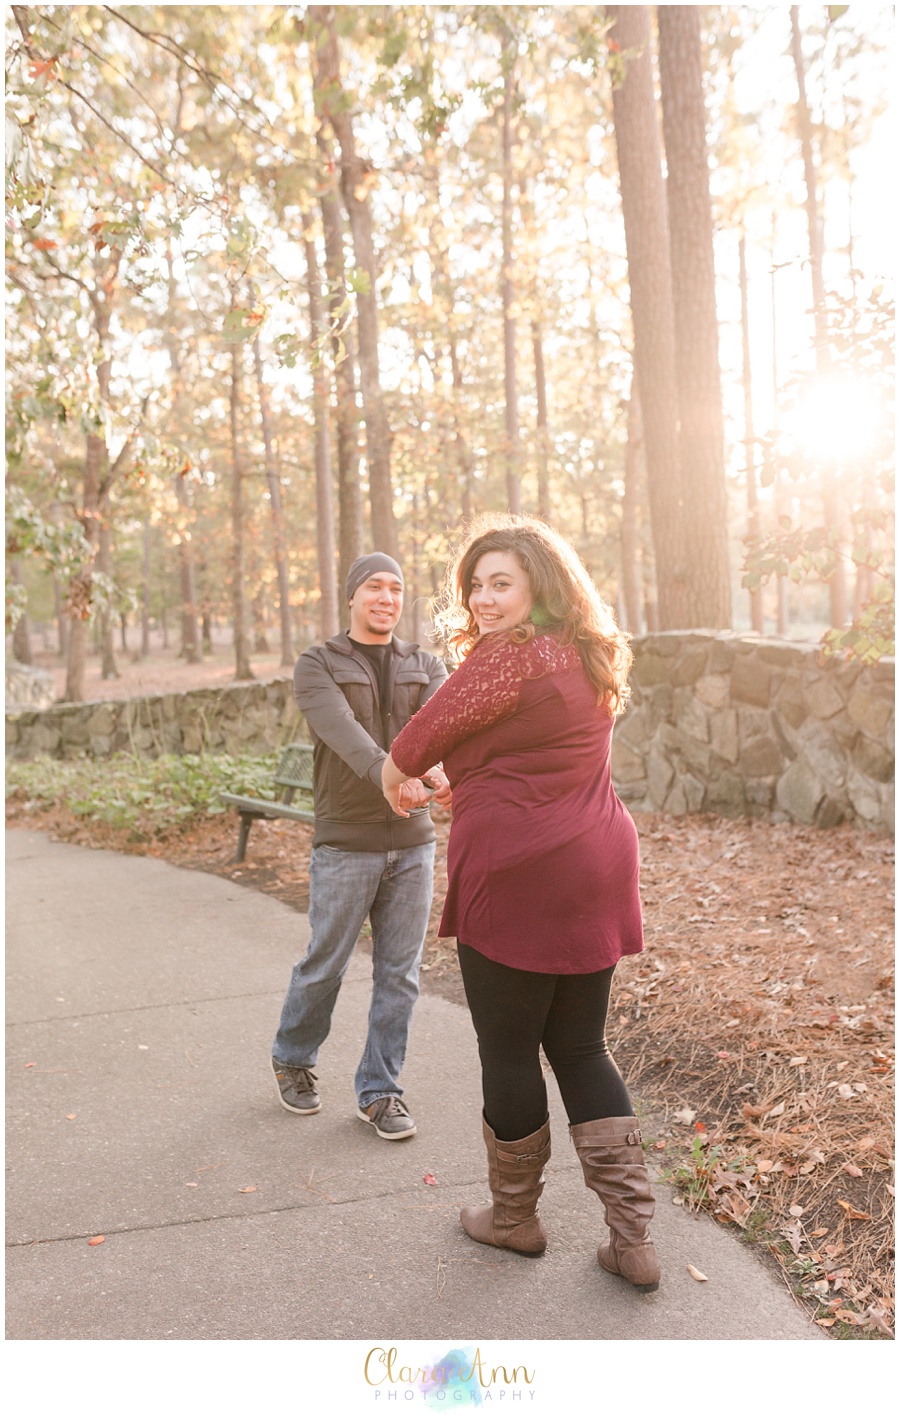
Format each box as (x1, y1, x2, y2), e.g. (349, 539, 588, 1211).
(390, 632, 644, 974)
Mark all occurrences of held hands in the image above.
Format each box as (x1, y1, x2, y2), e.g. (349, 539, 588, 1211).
(397, 778, 432, 813)
(421, 765, 452, 810)
(381, 753, 452, 817)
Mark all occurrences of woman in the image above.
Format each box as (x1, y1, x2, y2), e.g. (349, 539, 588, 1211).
(381, 515, 659, 1292)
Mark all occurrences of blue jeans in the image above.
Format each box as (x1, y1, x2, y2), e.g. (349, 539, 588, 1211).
(272, 841, 435, 1107)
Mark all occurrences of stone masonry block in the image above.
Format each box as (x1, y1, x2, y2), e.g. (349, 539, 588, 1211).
(730, 656, 772, 708)
(739, 736, 785, 778)
(852, 736, 894, 784)
(776, 758, 824, 825)
(695, 674, 730, 709)
(803, 677, 845, 720)
(846, 686, 892, 740)
(710, 709, 739, 763)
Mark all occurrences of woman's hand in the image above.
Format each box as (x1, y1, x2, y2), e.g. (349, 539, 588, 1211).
(421, 765, 452, 810)
(382, 752, 421, 817)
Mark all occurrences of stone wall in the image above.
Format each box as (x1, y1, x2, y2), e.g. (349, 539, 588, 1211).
(613, 633, 894, 834)
(5, 635, 895, 835)
(6, 678, 305, 760)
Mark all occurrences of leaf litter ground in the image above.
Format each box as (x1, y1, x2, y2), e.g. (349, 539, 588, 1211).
(6, 792, 893, 1339)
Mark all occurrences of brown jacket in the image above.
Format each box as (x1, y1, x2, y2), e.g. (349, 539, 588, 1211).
(293, 631, 448, 851)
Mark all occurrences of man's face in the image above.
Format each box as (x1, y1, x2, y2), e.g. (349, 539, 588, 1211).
(348, 572, 404, 643)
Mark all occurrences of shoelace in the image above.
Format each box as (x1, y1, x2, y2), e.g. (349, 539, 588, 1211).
(381, 1098, 407, 1118)
(287, 1067, 317, 1090)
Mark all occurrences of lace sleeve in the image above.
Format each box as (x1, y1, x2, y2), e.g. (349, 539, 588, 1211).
(390, 633, 578, 775)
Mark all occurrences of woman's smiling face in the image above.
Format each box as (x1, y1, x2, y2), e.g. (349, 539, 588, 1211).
(468, 551, 533, 637)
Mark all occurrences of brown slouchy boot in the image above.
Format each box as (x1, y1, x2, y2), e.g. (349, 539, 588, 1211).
(570, 1117, 660, 1292)
(460, 1117, 551, 1257)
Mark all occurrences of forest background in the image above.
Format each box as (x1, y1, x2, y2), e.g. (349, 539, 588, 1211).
(5, 3, 894, 692)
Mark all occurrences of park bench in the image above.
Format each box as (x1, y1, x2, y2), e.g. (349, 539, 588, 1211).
(220, 742, 315, 862)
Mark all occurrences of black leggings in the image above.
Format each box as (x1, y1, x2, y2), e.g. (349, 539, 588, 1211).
(457, 943, 633, 1142)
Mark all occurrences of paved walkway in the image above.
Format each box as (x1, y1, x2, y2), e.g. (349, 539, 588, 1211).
(6, 828, 822, 1341)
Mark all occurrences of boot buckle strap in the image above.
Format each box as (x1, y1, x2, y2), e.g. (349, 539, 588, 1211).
(626, 1129, 642, 1146)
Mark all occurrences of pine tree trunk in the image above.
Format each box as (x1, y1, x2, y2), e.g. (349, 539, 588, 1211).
(165, 243, 200, 663)
(315, 122, 364, 594)
(501, 36, 521, 515)
(606, 5, 688, 629)
(739, 235, 765, 634)
(98, 518, 119, 679)
(657, 4, 731, 628)
(621, 384, 645, 633)
(310, 6, 398, 558)
(532, 318, 550, 522)
(11, 559, 32, 664)
(229, 342, 254, 681)
(790, 5, 848, 628)
(252, 332, 296, 663)
(141, 516, 152, 657)
(303, 221, 340, 640)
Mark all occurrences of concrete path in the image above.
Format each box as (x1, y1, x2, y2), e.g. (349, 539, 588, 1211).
(6, 828, 822, 1342)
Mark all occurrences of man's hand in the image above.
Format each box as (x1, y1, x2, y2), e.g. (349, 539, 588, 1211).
(421, 765, 452, 810)
(397, 778, 432, 813)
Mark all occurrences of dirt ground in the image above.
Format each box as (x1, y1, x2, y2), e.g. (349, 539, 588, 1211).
(7, 646, 895, 1337)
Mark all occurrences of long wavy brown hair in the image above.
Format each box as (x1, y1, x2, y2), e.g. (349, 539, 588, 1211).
(435, 514, 633, 713)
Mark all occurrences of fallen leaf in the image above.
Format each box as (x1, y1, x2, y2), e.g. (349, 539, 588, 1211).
(716, 1051, 731, 1060)
(837, 1200, 872, 1221)
(238, 1185, 258, 1194)
(837, 1084, 855, 1100)
(789, 1056, 808, 1066)
(818, 1317, 837, 1328)
(810, 1227, 829, 1239)
(673, 1107, 695, 1125)
(423, 1173, 438, 1186)
(765, 1101, 786, 1120)
(24, 1062, 36, 1069)
(789, 1204, 806, 1217)
(695, 1121, 706, 1133)
(756, 1159, 775, 1172)
(185, 1182, 199, 1188)
(686, 1263, 708, 1282)
(842, 1163, 864, 1178)
(65, 1113, 77, 1120)
(88, 1235, 105, 1246)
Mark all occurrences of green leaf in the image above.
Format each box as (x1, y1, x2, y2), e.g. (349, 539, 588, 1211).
(222, 308, 264, 344)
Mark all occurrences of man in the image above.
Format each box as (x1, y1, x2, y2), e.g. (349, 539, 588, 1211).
(271, 553, 450, 1141)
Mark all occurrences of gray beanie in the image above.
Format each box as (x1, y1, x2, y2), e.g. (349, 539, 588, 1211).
(346, 552, 404, 604)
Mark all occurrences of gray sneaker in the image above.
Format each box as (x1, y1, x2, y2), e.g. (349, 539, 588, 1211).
(272, 1059, 320, 1115)
(357, 1096, 416, 1140)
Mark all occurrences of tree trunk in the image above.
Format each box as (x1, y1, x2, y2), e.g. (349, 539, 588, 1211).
(657, 4, 731, 628)
(141, 516, 152, 657)
(310, 6, 398, 559)
(165, 243, 200, 664)
(229, 342, 254, 681)
(770, 222, 789, 637)
(97, 518, 119, 679)
(314, 121, 364, 595)
(53, 574, 68, 659)
(252, 332, 296, 663)
(532, 318, 550, 522)
(621, 384, 644, 633)
(606, 5, 688, 629)
(739, 235, 764, 634)
(11, 559, 32, 663)
(790, 5, 848, 628)
(501, 35, 521, 514)
(303, 219, 340, 640)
